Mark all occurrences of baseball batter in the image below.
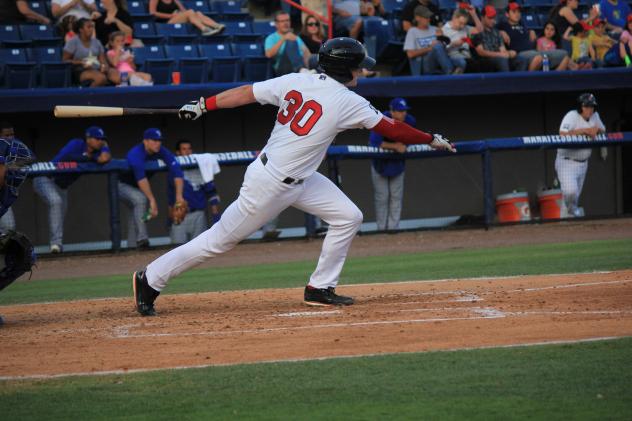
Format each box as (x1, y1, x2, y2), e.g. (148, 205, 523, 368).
(556, 93, 605, 217)
(133, 37, 456, 316)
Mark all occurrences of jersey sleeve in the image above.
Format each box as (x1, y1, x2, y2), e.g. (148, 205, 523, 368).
(159, 147, 184, 179)
(594, 112, 606, 131)
(559, 111, 576, 133)
(52, 139, 82, 162)
(252, 73, 295, 106)
(127, 147, 147, 182)
(338, 94, 383, 131)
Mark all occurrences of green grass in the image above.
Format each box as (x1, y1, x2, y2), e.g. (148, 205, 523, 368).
(1, 337, 630, 420)
(2, 238, 631, 305)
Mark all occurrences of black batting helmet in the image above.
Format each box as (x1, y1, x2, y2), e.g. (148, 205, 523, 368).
(318, 37, 376, 83)
(577, 93, 598, 112)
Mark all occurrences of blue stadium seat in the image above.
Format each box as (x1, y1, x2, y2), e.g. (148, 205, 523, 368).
(28, 1, 50, 18)
(522, 13, 540, 29)
(40, 62, 71, 87)
(132, 45, 166, 69)
(144, 58, 175, 84)
(212, 0, 242, 13)
(0, 25, 21, 44)
(252, 20, 275, 35)
(223, 21, 253, 35)
(0, 47, 29, 63)
(128, 0, 147, 15)
(242, 56, 270, 81)
(525, 0, 555, 6)
(210, 57, 240, 82)
(19, 24, 56, 41)
(382, 0, 407, 14)
(165, 44, 200, 59)
(4, 63, 37, 88)
(156, 23, 197, 43)
(198, 42, 234, 58)
(232, 39, 264, 56)
(220, 12, 252, 21)
(363, 17, 393, 59)
(178, 58, 209, 83)
(29, 46, 62, 62)
(438, 0, 454, 10)
(133, 22, 156, 37)
(182, 0, 212, 14)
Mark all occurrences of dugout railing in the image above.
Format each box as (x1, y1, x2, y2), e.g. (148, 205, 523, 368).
(25, 131, 632, 251)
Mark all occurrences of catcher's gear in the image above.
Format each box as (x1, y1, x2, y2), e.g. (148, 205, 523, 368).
(178, 97, 206, 120)
(5, 138, 36, 170)
(318, 37, 376, 83)
(170, 200, 188, 225)
(430, 134, 457, 153)
(0, 231, 35, 292)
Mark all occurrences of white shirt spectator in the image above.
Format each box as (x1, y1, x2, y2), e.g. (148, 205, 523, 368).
(52, 0, 96, 21)
(442, 21, 473, 57)
(403, 25, 437, 50)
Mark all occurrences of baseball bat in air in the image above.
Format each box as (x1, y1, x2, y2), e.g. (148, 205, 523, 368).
(54, 106, 179, 118)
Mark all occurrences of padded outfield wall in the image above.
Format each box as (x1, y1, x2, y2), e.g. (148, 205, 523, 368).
(3, 71, 632, 246)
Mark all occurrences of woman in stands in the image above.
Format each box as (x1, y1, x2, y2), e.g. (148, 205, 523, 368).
(94, 0, 133, 47)
(149, 0, 225, 36)
(63, 18, 120, 87)
(548, 0, 598, 36)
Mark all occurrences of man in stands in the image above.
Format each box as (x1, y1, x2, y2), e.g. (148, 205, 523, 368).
(472, 5, 517, 72)
(265, 10, 311, 76)
(0, 0, 50, 24)
(401, 0, 441, 32)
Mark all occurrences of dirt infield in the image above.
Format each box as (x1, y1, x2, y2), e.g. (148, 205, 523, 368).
(1, 270, 631, 379)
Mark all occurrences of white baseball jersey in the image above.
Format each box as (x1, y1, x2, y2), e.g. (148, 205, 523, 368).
(253, 72, 383, 179)
(557, 110, 606, 161)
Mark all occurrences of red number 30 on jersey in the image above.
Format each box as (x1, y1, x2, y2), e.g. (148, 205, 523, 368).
(277, 90, 323, 136)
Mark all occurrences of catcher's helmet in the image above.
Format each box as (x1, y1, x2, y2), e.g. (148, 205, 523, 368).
(318, 37, 376, 83)
(577, 93, 598, 112)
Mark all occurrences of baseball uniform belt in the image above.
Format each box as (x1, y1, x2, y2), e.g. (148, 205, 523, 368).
(260, 153, 304, 185)
(563, 157, 588, 163)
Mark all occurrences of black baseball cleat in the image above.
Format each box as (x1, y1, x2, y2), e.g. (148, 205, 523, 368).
(132, 270, 160, 316)
(304, 285, 354, 306)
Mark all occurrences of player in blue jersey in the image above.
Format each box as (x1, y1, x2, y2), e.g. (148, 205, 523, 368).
(168, 140, 221, 244)
(118, 128, 186, 249)
(32, 126, 111, 253)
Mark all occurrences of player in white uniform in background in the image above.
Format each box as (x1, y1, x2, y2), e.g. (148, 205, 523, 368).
(556, 93, 606, 218)
(132, 38, 456, 316)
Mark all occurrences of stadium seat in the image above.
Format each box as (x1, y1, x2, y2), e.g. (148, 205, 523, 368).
(210, 56, 240, 82)
(525, 0, 555, 6)
(29, 45, 62, 62)
(156, 23, 197, 43)
(197, 34, 231, 44)
(438, 0, 453, 10)
(133, 45, 166, 69)
(0, 47, 29, 63)
(165, 44, 201, 59)
(144, 58, 175, 84)
(252, 20, 275, 35)
(19, 24, 56, 42)
(40, 62, 71, 88)
(232, 39, 264, 56)
(522, 13, 540, 29)
(363, 17, 393, 59)
(4, 63, 37, 88)
(198, 42, 235, 58)
(212, 0, 242, 13)
(128, 0, 147, 15)
(242, 56, 271, 81)
(382, 0, 406, 14)
(220, 12, 252, 21)
(223, 21, 253, 35)
(182, 0, 212, 14)
(0, 25, 21, 44)
(178, 58, 209, 83)
(133, 22, 156, 37)
(28, 1, 50, 17)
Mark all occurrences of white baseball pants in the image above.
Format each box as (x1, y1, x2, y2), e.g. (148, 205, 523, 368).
(146, 157, 363, 291)
(555, 156, 588, 216)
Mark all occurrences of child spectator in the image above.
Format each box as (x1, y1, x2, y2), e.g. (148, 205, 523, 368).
(589, 18, 615, 61)
(564, 21, 597, 69)
(536, 21, 571, 70)
(106, 32, 153, 86)
(58, 14, 77, 43)
(604, 13, 632, 66)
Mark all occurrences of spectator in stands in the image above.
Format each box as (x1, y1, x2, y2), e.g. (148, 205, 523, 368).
(265, 11, 310, 76)
(118, 128, 185, 250)
(59, 14, 77, 43)
(169, 140, 221, 244)
(369, 98, 415, 231)
(404, 5, 458, 75)
(472, 5, 516, 72)
(0, 122, 17, 233)
(401, 0, 441, 32)
(94, 0, 133, 47)
(333, 0, 363, 39)
(604, 13, 632, 66)
(564, 21, 598, 69)
(63, 18, 120, 87)
(361, 0, 386, 17)
(599, 0, 631, 34)
(549, 0, 598, 38)
(300, 14, 326, 69)
(556, 93, 605, 218)
(442, 7, 482, 73)
(590, 18, 616, 61)
(0, 0, 50, 24)
(536, 21, 571, 70)
(107, 32, 153, 85)
(33, 126, 111, 253)
(51, 0, 98, 22)
(497, 2, 543, 71)
(149, 0, 225, 36)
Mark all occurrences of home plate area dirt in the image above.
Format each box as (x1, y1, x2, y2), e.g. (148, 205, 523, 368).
(1, 270, 631, 379)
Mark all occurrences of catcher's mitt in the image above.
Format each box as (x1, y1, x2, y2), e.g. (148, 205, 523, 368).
(0, 230, 35, 292)
(170, 201, 188, 225)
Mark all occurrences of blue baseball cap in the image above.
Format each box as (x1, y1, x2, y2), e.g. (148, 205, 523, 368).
(389, 97, 410, 111)
(85, 126, 107, 139)
(143, 128, 163, 141)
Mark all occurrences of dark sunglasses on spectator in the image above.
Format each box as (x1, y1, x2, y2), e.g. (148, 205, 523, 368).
(307, 22, 320, 27)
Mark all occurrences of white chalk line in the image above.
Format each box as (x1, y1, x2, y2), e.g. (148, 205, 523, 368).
(1, 335, 629, 382)
(274, 310, 342, 317)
